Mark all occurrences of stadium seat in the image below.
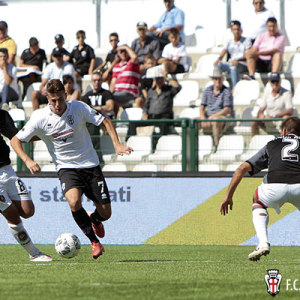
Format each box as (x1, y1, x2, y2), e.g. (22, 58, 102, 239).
(33, 141, 52, 162)
(233, 80, 260, 106)
(240, 134, 275, 161)
(8, 108, 26, 121)
(41, 164, 56, 171)
(188, 54, 219, 79)
(120, 107, 143, 120)
(173, 80, 199, 106)
(100, 135, 117, 162)
(178, 107, 199, 119)
(233, 107, 255, 134)
(148, 135, 182, 161)
(102, 163, 127, 172)
(194, 27, 216, 53)
(117, 107, 144, 135)
(163, 164, 182, 171)
(286, 53, 300, 77)
(117, 136, 152, 161)
(208, 135, 244, 162)
(198, 135, 213, 160)
(292, 82, 300, 105)
(198, 164, 220, 171)
(23, 82, 41, 108)
(132, 163, 158, 172)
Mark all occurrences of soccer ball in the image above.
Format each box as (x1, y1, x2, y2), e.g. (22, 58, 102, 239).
(55, 233, 81, 258)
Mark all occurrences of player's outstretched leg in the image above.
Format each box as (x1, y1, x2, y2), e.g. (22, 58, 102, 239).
(88, 203, 111, 239)
(72, 207, 105, 259)
(248, 202, 270, 261)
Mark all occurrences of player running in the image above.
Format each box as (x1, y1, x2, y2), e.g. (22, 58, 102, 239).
(0, 109, 52, 262)
(220, 116, 300, 261)
(11, 79, 133, 259)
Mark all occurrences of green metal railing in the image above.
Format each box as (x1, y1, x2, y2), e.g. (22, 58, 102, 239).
(15, 117, 283, 172)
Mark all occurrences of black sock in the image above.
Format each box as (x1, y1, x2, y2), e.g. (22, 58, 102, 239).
(72, 207, 98, 243)
(91, 209, 108, 225)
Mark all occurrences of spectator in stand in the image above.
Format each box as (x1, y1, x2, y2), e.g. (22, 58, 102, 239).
(63, 75, 81, 102)
(242, 0, 274, 44)
(19, 37, 47, 99)
(110, 44, 140, 116)
(131, 22, 161, 68)
(69, 30, 96, 79)
(50, 34, 71, 63)
(214, 20, 251, 87)
(244, 17, 285, 80)
(94, 32, 120, 84)
(0, 21, 16, 65)
(127, 70, 181, 147)
(158, 28, 188, 78)
(0, 48, 19, 109)
(199, 67, 234, 149)
(251, 72, 293, 135)
(31, 49, 76, 111)
(135, 54, 157, 109)
(81, 71, 114, 119)
(149, 0, 185, 49)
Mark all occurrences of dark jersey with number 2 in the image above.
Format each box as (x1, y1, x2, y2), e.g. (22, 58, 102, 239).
(0, 109, 18, 167)
(247, 134, 300, 184)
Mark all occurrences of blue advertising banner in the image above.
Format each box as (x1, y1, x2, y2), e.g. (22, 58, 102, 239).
(0, 177, 231, 245)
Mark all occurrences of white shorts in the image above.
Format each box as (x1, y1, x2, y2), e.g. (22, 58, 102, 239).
(0, 165, 31, 212)
(257, 183, 300, 214)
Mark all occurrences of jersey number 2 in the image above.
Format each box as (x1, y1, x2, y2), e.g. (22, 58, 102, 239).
(281, 137, 299, 162)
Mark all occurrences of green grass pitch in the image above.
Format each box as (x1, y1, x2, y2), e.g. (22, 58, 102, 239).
(1, 244, 300, 300)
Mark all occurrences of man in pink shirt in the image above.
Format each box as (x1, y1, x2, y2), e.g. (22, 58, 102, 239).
(244, 17, 285, 80)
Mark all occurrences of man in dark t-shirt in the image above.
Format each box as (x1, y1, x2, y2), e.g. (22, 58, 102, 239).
(19, 37, 47, 98)
(81, 72, 115, 165)
(0, 109, 52, 261)
(220, 116, 300, 262)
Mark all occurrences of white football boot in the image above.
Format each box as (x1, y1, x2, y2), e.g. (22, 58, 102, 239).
(30, 252, 53, 262)
(248, 242, 270, 261)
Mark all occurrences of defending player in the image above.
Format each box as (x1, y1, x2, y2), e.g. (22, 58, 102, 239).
(220, 116, 300, 261)
(11, 79, 133, 259)
(0, 109, 52, 262)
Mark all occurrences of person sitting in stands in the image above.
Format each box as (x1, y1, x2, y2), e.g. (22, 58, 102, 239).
(19, 37, 47, 99)
(244, 17, 285, 80)
(199, 67, 234, 149)
(69, 30, 96, 79)
(158, 28, 188, 78)
(131, 22, 161, 69)
(63, 75, 81, 102)
(31, 49, 76, 111)
(251, 72, 293, 135)
(50, 34, 71, 63)
(94, 32, 120, 84)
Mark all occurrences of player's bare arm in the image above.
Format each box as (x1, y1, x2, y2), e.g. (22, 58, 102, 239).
(101, 118, 133, 156)
(220, 162, 252, 216)
(10, 136, 41, 175)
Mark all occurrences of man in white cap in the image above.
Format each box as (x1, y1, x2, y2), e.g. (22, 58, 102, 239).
(199, 67, 234, 148)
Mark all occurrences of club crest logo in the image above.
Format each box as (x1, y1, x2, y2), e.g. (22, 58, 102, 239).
(265, 269, 282, 296)
(67, 115, 74, 125)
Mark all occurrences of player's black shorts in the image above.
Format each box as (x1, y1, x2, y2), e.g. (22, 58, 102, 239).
(58, 166, 110, 204)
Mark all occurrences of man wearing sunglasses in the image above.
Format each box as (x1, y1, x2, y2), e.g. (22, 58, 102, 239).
(251, 72, 293, 136)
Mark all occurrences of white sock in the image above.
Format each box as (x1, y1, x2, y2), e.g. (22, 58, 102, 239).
(8, 222, 40, 257)
(252, 204, 269, 247)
